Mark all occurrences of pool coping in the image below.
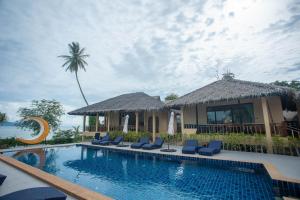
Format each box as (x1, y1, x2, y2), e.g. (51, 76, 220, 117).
(0, 153, 112, 200)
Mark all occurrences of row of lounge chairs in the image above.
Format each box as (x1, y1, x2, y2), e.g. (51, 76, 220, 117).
(0, 173, 66, 200)
(91, 133, 222, 156)
(182, 140, 222, 156)
(91, 133, 165, 150)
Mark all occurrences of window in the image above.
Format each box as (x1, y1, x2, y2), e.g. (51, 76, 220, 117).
(207, 103, 254, 124)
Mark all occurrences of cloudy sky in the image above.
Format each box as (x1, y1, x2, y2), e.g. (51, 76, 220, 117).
(0, 0, 300, 126)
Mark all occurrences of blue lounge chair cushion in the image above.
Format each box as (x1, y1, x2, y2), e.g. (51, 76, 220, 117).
(94, 132, 100, 140)
(111, 136, 123, 145)
(92, 134, 110, 145)
(0, 187, 67, 200)
(198, 140, 222, 156)
(182, 139, 199, 154)
(0, 174, 6, 185)
(131, 137, 149, 149)
(142, 137, 164, 150)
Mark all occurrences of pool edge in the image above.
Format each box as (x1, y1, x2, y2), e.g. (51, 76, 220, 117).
(0, 154, 112, 200)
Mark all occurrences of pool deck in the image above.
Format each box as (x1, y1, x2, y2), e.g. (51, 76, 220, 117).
(0, 161, 76, 200)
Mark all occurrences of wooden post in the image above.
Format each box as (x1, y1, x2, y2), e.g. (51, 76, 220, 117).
(135, 112, 139, 133)
(83, 114, 86, 132)
(144, 111, 147, 132)
(196, 104, 199, 128)
(152, 111, 156, 141)
(107, 112, 110, 132)
(261, 97, 273, 153)
(95, 113, 99, 132)
(82, 114, 86, 142)
(297, 102, 300, 124)
(181, 107, 185, 134)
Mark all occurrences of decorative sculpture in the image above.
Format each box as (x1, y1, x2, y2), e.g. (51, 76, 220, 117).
(16, 117, 50, 144)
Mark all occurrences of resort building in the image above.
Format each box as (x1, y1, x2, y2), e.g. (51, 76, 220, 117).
(69, 92, 170, 140)
(69, 75, 300, 152)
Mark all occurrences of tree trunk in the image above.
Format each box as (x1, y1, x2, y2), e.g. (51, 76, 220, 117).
(75, 72, 89, 106)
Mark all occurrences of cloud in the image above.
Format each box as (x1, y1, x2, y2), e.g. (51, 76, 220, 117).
(0, 0, 300, 126)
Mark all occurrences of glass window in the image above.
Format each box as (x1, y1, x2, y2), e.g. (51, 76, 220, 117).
(207, 104, 254, 124)
(207, 111, 215, 124)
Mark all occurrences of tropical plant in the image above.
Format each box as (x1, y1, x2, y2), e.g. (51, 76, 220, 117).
(16, 99, 64, 136)
(165, 93, 179, 101)
(58, 42, 90, 105)
(273, 80, 300, 90)
(52, 129, 74, 143)
(0, 112, 7, 122)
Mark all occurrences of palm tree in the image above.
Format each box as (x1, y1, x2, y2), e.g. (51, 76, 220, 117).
(0, 112, 7, 122)
(59, 42, 90, 105)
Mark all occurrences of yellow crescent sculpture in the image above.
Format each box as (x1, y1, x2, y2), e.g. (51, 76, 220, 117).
(16, 117, 50, 145)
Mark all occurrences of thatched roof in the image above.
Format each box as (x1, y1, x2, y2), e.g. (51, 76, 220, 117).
(68, 92, 165, 115)
(167, 77, 294, 107)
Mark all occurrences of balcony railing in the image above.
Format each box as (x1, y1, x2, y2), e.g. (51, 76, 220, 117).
(184, 123, 299, 137)
(86, 125, 145, 132)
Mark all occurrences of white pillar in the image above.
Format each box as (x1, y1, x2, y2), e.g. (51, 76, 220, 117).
(152, 111, 156, 141)
(95, 113, 99, 132)
(261, 97, 273, 153)
(135, 112, 139, 133)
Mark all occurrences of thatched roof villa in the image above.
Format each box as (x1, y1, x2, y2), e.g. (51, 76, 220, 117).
(69, 75, 299, 153)
(69, 92, 168, 139)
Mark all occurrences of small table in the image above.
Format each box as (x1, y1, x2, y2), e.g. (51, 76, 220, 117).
(116, 144, 129, 147)
(160, 148, 177, 152)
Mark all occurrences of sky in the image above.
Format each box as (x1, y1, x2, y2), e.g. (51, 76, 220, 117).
(0, 0, 300, 127)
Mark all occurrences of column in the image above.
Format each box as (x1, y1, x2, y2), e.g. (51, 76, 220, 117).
(107, 112, 110, 132)
(181, 107, 185, 134)
(144, 112, 147, 132)
(297, 102, 300, 124)
(83, 114, 86, 132)
(261, 97, 273, 153)
(82, 114, 86, 142)
(152, 111, 156, 141)
(95, 113, 99, 132)
(135, 112, 139, 133)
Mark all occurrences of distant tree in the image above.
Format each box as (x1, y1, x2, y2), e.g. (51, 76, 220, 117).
(16, 99, 65, 136)
(0, 112, 7, 122)
(58, 42, 90, 106)
(273, 80, 300, 90)
(165, 93, 179, 101)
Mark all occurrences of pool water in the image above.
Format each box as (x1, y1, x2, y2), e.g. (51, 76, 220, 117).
(5, 145, 275, 200)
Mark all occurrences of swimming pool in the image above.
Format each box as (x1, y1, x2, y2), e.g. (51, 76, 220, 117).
(3, 145, 278, 199)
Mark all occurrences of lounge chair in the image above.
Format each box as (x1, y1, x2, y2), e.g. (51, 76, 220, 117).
(142, 137, 164, 150)
(0, 174, 6, 185)
(131, 137, 150, 149)
(111, 136, 123, 145)
(99, 135, 123, 146)
(198, 140, 222, 156)
(182, 139, 199, 154)
(0, 187, 67, 200)
(94, 134, 110, 145)
(91, 132, 101, 144)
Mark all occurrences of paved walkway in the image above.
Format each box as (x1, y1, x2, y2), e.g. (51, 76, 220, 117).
(0, 161, 76, 199)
